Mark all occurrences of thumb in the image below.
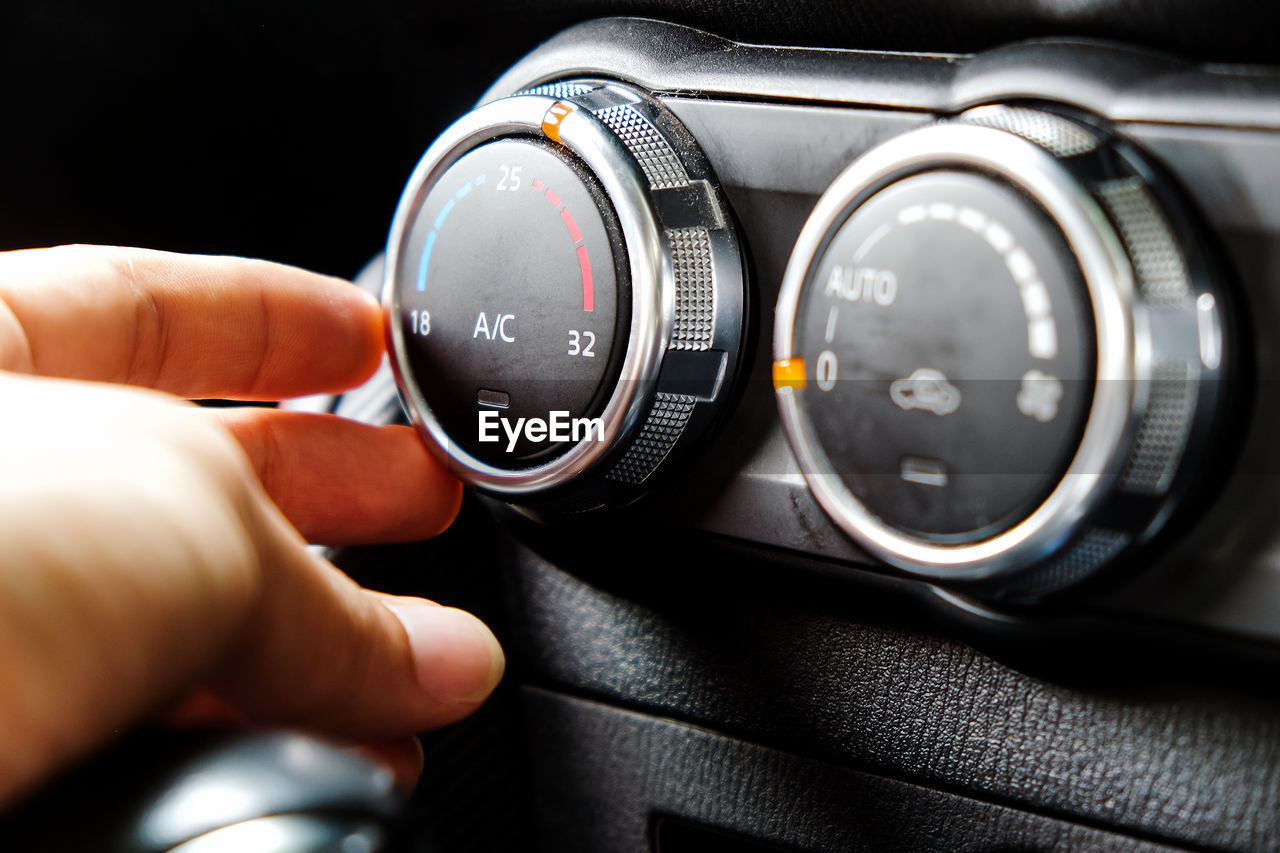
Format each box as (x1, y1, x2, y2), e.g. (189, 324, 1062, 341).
(209, 502, 505, 737)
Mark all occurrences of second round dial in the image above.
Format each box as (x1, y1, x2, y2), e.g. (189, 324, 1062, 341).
(797, 170, 1095, 541)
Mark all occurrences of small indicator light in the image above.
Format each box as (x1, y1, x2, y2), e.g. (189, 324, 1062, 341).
(541, 102, 576, 143)
(772, 358, 807, 390)
(477, 389, 511, 410)
(900, 456, 949, 488)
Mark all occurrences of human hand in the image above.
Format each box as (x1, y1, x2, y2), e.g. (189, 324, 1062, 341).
(0, 245, 503, 805)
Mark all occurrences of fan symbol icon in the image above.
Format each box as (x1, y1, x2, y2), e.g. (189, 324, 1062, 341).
(1017, 369, 1063, 423)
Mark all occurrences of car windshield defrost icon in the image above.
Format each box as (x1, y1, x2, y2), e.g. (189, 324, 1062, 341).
(889, 368, 962, 416)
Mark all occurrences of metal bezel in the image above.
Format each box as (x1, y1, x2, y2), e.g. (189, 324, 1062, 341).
(383, 95, 669, 495)
(774, 122, 1140, 581)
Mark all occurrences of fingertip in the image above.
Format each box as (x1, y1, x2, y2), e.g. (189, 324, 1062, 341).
(422, 456, 465, 539)
(357, 425, 464, 543)
(320, 283, 385, 393)
(382, 598, 505, 713)
(352, 282, 381, 312)
(227, 259, 384, 398)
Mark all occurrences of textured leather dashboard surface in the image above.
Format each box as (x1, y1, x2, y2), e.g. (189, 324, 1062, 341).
(525, 688, 1193, 851)
(505, 534, 1280, 851)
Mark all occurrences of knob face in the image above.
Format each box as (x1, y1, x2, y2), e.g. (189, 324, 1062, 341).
(394, 139, 627, 466)
(796, 169, 1096, 541)
(385, 82, 747, 507)
(775, 105, 1230, 595)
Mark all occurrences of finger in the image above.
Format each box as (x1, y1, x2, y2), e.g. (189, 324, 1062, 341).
(213, 408, 462, 545)
(195, 432, 500, 739)
(209, 499, 506, 738)
(0, 244, 383, 399)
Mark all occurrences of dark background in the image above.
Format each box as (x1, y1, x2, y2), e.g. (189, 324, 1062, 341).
(2, 0, 1277, 279)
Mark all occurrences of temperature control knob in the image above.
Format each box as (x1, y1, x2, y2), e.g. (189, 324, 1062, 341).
(775, 105, 1231, 599)
(385, 81, 747, 509)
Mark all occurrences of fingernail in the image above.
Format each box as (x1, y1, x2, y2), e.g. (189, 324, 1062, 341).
(385, 602, 505, 705)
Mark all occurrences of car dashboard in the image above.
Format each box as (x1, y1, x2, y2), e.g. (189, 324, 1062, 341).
(6, 3, 1280, 851)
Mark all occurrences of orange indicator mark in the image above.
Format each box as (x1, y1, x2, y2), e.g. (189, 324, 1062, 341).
(541, 102, 576, 143)
(772, 358, 807, 390)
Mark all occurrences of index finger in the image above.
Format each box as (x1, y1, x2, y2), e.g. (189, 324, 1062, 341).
(0, 245, 384, 400)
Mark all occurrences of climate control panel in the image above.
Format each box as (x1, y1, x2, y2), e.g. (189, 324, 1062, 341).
(369, 19, 1280, 634)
